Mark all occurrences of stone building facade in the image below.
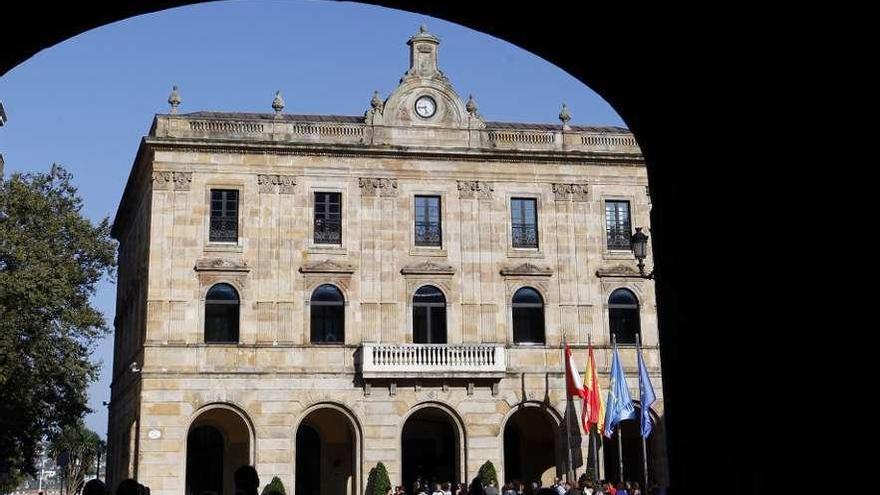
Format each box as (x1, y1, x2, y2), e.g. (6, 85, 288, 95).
(107, 26, 667, 495)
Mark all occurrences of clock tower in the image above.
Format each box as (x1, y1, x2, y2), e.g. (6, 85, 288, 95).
(368, 25, 483, 144)
(406, 25, 442, 79)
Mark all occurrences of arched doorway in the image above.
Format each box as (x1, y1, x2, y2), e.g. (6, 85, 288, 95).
(186, 405, 252, 495)
(602, 406, 656, 486)
(295, 406, 359, 495)
(401, 406, 462, 492)
(503, 406, 559, 487)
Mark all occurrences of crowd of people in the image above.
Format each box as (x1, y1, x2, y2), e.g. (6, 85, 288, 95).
(71, 466, 658, 495)
(397, 475, 652, 495)
(75, 465, 266, 495)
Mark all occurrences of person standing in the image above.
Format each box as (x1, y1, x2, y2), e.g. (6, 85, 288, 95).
(553, 478, 566, 495)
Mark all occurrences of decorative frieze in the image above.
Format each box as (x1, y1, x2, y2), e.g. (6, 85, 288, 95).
(595, 263, 641, 278)
(153, 171, 192, 191)
(299, 259, 356, 274)
(358, 177, 399, 197)
(457, 180, 494, 199)
(552, 183, 588, 201)
(500, 262, 553, 277)
(172, 172, 192, 191)
(400, 260, 455, 275)
(194, 258, 250, 272)
(257, 174, 297, 194)
(151, 171, 173, 190)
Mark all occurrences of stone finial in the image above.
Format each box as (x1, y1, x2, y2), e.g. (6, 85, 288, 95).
(371, 90, 383, 111)
(420, 24, 428, 33)
(168, 85, 181, 114)
(272, 90, 285, 115)
(466, 94, 477, 115)
(559, 103, 571, 130)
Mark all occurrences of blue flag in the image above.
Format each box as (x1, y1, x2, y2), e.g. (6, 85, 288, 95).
(603, 342, 636, 437)
(638, 342, 657, 438)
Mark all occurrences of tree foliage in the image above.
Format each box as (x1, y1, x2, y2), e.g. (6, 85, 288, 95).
(261, 476, 286, 495)
(366, 462, 391, 495)
(51, 420, 101, 495)
(478, 461, 498, 487)
(0, 165, 116, 482)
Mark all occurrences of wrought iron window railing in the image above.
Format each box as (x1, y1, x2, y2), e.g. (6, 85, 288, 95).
(209, 217, 238, 243)
(415, 222, 442, 247)
(314, 218, 342, 244)
(606, 229, 632, 250)
(511, 223, 538, 248)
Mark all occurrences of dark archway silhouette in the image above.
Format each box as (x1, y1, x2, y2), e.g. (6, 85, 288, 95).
(0, 3, 767, 492)
(503, 407, 559, 487)
(402, 407, 461, 492)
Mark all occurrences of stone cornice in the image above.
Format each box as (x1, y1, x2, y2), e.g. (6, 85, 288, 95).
(595, 263, 641, 278)
(194, 258, 250, 272)
(500, 262, 553, 277)
(400, 260, 456, 275)
(142, 137, 644, 167)
(299, 259, 357, 274)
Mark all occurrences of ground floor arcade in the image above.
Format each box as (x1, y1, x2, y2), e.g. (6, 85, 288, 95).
(109, 375, 667, 495)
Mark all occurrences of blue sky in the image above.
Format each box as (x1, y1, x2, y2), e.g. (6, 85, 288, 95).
(0, 0, 624, 439)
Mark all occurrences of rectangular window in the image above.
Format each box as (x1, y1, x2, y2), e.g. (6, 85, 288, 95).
(605, 200, 632, 250)
(414, 195, 442, 247)
(209, 189, 239, 242)
(511, 198, 538, 248)
(314, 192, 342, 244)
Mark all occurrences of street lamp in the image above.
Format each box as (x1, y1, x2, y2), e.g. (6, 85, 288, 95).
(631, 227, 654, 279)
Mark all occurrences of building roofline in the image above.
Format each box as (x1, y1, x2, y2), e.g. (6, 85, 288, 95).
(172, 111, 630, 134)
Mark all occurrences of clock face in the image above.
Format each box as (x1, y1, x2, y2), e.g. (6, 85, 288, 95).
(414, 95, 437, 118)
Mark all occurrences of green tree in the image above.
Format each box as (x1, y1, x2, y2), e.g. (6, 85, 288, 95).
(365, 462, 391, 495)
(51, 421, 101, 495)
(0, 164, 116, 484)
(478, 461, 498, 487)
(261, 476, 286, 495)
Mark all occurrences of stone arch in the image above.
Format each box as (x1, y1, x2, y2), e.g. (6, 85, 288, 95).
(399, 401, 467, 491)
(293, 402, 363, 495)
(305, 280, 349, 303)
(500, 401, 562, 487)
(199, 278, 246, 301)
(183, 402, 256, 495)
(410, 281, 450, 302)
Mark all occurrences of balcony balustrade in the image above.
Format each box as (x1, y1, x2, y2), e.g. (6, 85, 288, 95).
(358, 343, 506, 379)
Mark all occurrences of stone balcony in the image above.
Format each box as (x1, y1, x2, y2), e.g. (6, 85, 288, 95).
(357, 343, 507, 379)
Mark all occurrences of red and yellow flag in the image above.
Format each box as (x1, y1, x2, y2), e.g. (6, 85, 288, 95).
(582, 344, 606, 434)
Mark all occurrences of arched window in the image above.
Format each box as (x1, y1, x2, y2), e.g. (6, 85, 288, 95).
(311, 284, 344, 344)
(205, 283, 240, 343)
(512, 287, 545, 344)
(609, 288, 640, 344)
(413, 285, 447, 344)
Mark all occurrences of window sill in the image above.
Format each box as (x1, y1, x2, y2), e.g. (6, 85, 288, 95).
(205, 243, 244, 253)
(307, 245, 347, 255)
(507, 248, 544, 259)
(603, 250, 634, 260)
(409, 246, 448, 257)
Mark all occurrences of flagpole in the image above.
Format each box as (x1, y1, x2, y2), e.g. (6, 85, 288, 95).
(612, 334, 624, 484)
(637, 333, 649, 493)
(589, 334, 600, 487)
(564, 337, 574, 483)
